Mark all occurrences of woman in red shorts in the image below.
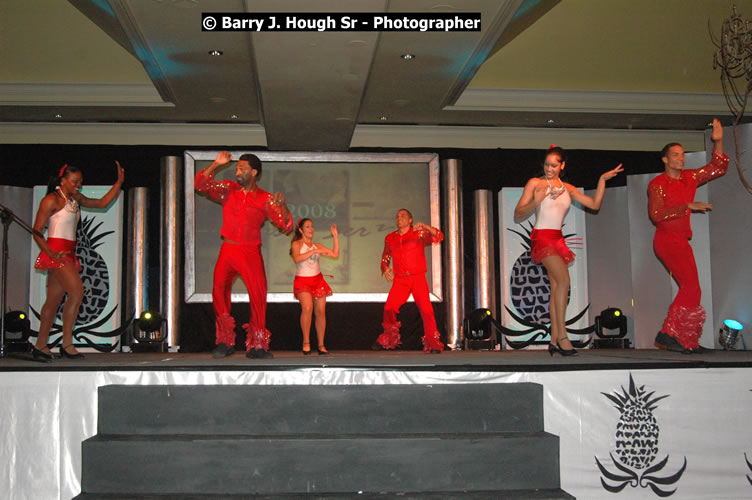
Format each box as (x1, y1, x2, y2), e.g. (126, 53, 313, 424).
(32, 162, 124, 361)
(515, 146, 622, 356)
(290, 218, 339, 354)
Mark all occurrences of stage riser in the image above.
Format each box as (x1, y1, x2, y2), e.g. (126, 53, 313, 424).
(97, 384, 544, 435)
(75, 490, 575, 499)
(81, 433, 560, 494)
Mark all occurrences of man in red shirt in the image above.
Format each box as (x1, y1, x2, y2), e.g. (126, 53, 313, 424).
(372, 209, 445, 353)
(195, 151, 293, 359)
(649, 119, 729, 353)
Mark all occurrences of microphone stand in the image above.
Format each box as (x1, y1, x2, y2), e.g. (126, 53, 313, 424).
(0, 203, 44, 358)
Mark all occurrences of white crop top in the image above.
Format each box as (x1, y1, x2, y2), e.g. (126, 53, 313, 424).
(296, 241, 321, 277)
(47, 188, 80, 241)
(534, 183, 571, 230)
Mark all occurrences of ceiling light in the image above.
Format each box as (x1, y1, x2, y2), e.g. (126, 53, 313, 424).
(379, 116, 388, 121)
(547, 119, 555, 124)
(401, 53, 415, 60)
(55, 114, 62, 119)
(231, 114, 238, 119)
(208, 50, 223, 56)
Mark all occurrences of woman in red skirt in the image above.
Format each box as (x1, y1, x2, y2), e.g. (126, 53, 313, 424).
(515, 146, 622, 356)
(31, 162, 124, 361)
(290, 218, 339, 354)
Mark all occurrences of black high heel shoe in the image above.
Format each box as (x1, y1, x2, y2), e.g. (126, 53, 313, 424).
(31, 345, 53, 362)
(302, 343, 312, 355)
(60, 345, 85, 359)
(548, 343, 561, 357)
(317, 345, 329, 355)
(556, 340, 578, 356)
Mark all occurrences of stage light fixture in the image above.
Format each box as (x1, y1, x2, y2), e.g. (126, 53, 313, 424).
(2, 310, 32, 352)
(130, 310, 167, 353)
(719, 319, 745, 350)
(592, 307, 630, 349)
(595, 307, 627, 338)
(462, 308, 499, 350)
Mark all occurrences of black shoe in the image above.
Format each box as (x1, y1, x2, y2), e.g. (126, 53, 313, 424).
(31, 345, 53, 363)
(654, 332, 688, 353)
(211, 343, 235, 359)
(548, 343, 561, 356)
(555, 339, 577, 356)
(684, 345, 714, 354)
(247, 348, 274, 359)
(302, 343, 312, 355)
(429, 349, 442, 354)
(60, 345, 85, 359)
(317, 346, 329, 355)
(371, 341, 385, 351)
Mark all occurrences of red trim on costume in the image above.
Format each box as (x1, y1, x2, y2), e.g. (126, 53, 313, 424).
(34, 238, 81, 272)
(530, 229, 575, 264)
(293, 273, 332, 300)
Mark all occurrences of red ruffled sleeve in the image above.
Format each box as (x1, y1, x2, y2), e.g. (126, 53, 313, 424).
(418, 227, 443, 246)
(195, 168, 233, 203)
(648, 181, 689, 224)
(380, 235, 393, 274)
(691, 150, 729, 185)
(265, 195, 293, 233)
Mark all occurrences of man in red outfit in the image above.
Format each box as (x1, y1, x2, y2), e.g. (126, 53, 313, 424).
(372, 208, 445, 353)
(649, 119, 728, 353)
(195, 151, 293, 359)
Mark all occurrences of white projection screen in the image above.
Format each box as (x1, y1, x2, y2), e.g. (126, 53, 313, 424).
(184, 151, 441, 303)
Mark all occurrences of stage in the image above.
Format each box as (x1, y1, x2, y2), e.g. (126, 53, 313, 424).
(3, 348, 752, 499)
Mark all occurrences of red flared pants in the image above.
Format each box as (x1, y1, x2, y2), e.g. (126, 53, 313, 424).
(377, 274, 443, 352)
(212, 242, 270, 351)
(654, 230, 705, 349)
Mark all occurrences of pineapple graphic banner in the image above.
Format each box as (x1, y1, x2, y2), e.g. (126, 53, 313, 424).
(498, 188, 591, 348)
(28, 186, 124, 349)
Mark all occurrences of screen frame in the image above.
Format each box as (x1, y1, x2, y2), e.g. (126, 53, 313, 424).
(184, 151, 441, 303)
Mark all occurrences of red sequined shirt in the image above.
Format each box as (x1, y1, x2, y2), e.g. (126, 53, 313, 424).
(195, 168, 293, 244)
(648, 150, 729, 238)
(380, 227, 443, 276)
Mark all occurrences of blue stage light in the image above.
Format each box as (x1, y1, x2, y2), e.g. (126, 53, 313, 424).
(724, 319, 744, 331)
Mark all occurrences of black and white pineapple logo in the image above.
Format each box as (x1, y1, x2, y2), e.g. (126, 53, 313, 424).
(501, 221, 592, 348)
(56, 216, 112, 324)
(596, 373, 686, 496)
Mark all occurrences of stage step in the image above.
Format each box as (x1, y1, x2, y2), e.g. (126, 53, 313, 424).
(76, 489, 575, 499)
(96, 383, 544, 435)
(78, 384, 571, 498)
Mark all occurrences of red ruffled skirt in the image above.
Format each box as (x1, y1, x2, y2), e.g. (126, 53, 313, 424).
(34, 238, 81, 272)
(530, 229, 575, 265)
(293, 273, 332, 300)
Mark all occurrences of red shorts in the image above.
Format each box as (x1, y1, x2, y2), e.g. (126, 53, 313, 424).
(530, 229, 575, 265)
(34, 237, 81, 272)
(293, 273, 332, 300)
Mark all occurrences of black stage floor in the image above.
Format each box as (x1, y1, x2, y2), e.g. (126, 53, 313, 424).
(2, 348, 752, 372)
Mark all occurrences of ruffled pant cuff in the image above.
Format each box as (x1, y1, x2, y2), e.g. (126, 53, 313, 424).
(215, 313, 236, 346)
(376, 320, 402, 349)
(422, 331, 444, 353)
(662, 304, 706, 349)
(243, 323, 271, 351)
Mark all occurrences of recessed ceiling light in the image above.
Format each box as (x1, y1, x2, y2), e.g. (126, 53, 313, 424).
(55, 114, 62, 119)
(209, 50, 223, 56)
(379, 116, 388, 121)
(547, 119, 555, 124)
(401, 53, 415, 60)
(231, 114, 238, 119)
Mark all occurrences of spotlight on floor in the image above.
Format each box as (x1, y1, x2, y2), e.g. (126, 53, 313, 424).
(719, 319, 745, 350)
(130, 310, 167, 352)
(463, 308, 499, 350)
(2, 310, 31, 352)
(593, 307, 630, 349)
